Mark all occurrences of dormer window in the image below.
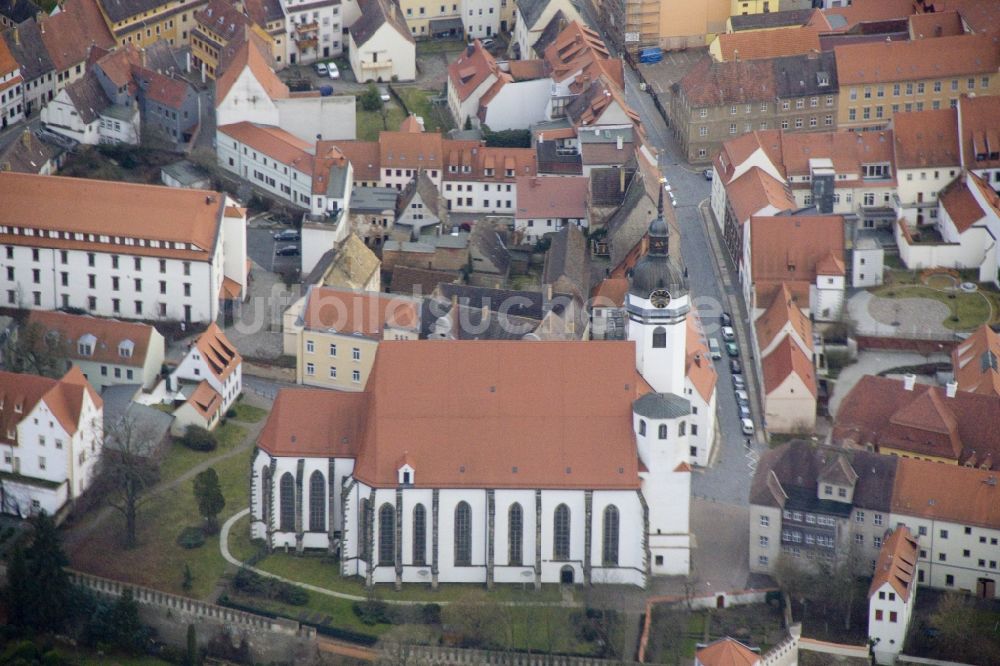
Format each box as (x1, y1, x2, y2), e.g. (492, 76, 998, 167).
(119, 340, 134, 358)
(505, 169, 515, 177)
(397, 463, 415, 486)
(817, 72, 829, 87)
(78, 333, 97, 356)
(484, 168, 494, 177)
(14, 403, 21, 414)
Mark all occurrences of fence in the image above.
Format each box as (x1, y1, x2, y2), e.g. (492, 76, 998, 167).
(67, 568, 312, 638)
(397, 645, 643, 665)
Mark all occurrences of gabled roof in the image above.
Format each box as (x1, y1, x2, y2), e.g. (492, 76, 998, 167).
(727, 167, 796, 225)
(301, 285, 420, 336)
(750, 214, 844, 306)
(448, 40, 506, 102)
(542, 224, 590, 299)
(754, 283, 812, 354)
(351, 0, 414, 47)
(350, 341, 643, 489)
(517, 0, 556, 31)
(380, 131, 445, 169)
(3, 19, 54, 81)
(715, 26, 822, 62)
(193, 323, 241, 382)
(952, 324, 1000, 398)
(686, 315, 717, 403)
(730, 8, 826, 32)
(434, 283, 546, 320)
(770, 51, 838, 100)
(61, 70, 112, 124)
(215, 34, 288, 107)
(891, 107, 959, 169)
(543, 20, 623, 90)
(822, 0, 912, 32)
(818, 454, 858, 487)
(868, 526, 918, 601)
(258, 388, 368, 458)
(695, 637, 760, 666)
(317, 233, 380, 290)
(0, 129, 59, 174)
(565, 75, 639, 128)
(515, 175, 588, 219)
(892, 456, 1000, 531)
(939, 172, 989, 233)
(184, 379, 222, 419)
(195, 0, 255, 43)
(0, 0, 40, 24)
(444, 144, 537, 181)
(834, 34, 999, 86)
(0, 367, 101, 446)
(959, 94, 1000, 170)
(27, 310, 155, 369)
(389, 266, 459, 295)
(833, 375, 1000, 466)
(762, 335, 816, 397)
(676, 55, 776, 107)
(469, 219, 510, 276)
(218, 122, 315, 175)
(908, 10, 965, 39)
(396, 170, 446, 220)
(327, 140, 380, 182)
(0, 27, 18, 76)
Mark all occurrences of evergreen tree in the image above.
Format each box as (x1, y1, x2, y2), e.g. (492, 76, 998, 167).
(108, 589, 145, 654)
(193, 468, 226, 534)
(185, 624, 199, 666)
(3, 512, 74, 631)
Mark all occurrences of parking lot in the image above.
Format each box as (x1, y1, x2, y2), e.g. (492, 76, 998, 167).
(634, 47, 707, 97)
(248, 225, 301, 276)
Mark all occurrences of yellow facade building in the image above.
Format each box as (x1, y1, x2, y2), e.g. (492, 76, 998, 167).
(95, 0, 208, 48)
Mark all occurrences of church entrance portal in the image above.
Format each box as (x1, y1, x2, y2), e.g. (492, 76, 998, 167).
(560, 566, 575, 585)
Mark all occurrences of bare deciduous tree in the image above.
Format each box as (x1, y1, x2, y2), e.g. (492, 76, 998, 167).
(3, 321, 69, 377)
(97, 417, 160, 549)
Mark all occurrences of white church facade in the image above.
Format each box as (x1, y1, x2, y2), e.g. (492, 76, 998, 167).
(249, 209, 713, 587)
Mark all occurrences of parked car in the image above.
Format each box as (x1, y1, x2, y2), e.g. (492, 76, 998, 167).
(314, 62, 328, 76)
(734, 390, 749, 406)
(741, 418, 755, 435)
(480, 37, 495, 49)
(668, 191, 678, 207)
(275, 245, 301, 256)
(708, 338, 722, 360)
(273, 229, 300, 241)
(732, 373, 745, 390)
(730, 359, 742, 374)
(726, 342, 739, 357)
(721, 311, 732, 327)
(328, 62, 340, 79)
(738, 405, 751, 419)
(721, 326, 735, 341)
(703, 168, 714, 181)
(378, 86, 391, 102)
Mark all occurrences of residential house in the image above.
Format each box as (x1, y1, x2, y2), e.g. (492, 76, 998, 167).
(26, 310, 165, 391)
(708, 25, 822, 62)
(959, 94, 1000, 189)
(349, 0, 415, 83)
(578, 126, 635, 175)
(834, 34, 1000, 132)
(169, 323, 241, 434)
(754, 284, 816, 433)
(3, 19, 55, 117)
(0, 172, 248, 323)
(336, 141, 381, 187)
(387, 265, 458, 295)
(302, 232, 381, 293)
(346, 185, 397, 247)
(746, 213, 846, 320)
(0, 367, 103, 518)
(41, 70, 140, 145)
(951, 324, 1000, 398)
(565, 76, 639, 131)
(41, 0, 114, 87)
(0, 0, 39, 29)
(441, 144, 536, 214)
(512, 0, 582, 59)
(0, 34, 22, 128)
(286, 286, 421, 388)
(597, 0, 728, 57)
(191, 0, 274, 79)
(243, 0, 287, 65)
(393, 171, 447, 241)
(514, 175, 588, 243)
(0, 128, 62, 173)
(834, 374, 1000, 467)
(603, 147, 676, 268)
(281, 0, 342, 64)
(868, 526, 919, 665)
(467, 219, 510, 288)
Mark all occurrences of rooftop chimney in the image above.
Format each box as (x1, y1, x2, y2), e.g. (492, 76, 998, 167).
(466, 42, 474, 56)
(945, 381, 958, 398)
(903, 374, 916, 391)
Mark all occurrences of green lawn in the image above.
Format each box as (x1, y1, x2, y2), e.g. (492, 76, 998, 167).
(356, 100, 407, 141)
(873, 284, 994, 330)
(69, 443, 252, 599)
(231, 403, 268, 423)
(394, 86, 454, 133)
(225, 589, 394, 638)
(415, 38, 466, 55)
(158, 421, 247, 484)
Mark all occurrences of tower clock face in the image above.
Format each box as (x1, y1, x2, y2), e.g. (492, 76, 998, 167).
(650, 289, 671, 308)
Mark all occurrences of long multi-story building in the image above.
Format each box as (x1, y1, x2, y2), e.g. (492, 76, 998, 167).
(95, 0, 205, 48)
(834, 33, 1000, 131)
(0, 173, 247, 324)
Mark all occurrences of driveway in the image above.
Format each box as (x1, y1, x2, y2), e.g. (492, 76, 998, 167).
(847, 290, 955, 338)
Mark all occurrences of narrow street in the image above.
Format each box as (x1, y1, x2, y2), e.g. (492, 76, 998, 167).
(623, 67, 766, 508)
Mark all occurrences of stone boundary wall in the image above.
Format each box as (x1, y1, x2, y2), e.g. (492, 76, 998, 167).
(798, 637, 870, 659)
(855, 335, 959, 354)
(397, 645, 644, 665)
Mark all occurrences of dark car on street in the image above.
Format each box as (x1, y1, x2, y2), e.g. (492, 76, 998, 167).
(275, 245, 300, 256)
(730, 359, 742, 374)
(273, 229, 300, 241)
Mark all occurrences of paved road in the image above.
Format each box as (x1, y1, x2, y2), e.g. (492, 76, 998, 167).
(623, 67, 765, 507)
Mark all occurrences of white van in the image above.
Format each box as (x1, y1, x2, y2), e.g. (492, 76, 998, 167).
(708, 338, 722, 360)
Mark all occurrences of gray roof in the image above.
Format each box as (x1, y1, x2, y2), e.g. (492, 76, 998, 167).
(0, 129, 60, 174)
(435, 232, 468, 249)
(578, 126, 633, 144)
(98, 0, 167, 24)
(383, 239, 434, 253)
(469, 220, 511, 276)
(142, 40, 183, 76)
(516, 0, 553, 32)
(542, 225, 590, 298)
(729, 8, 816, 31)
(633, 392, 691, 419)
(350, 186, 398, 212)
(531, 8, 566, 52)
(434, 283, 546, 320)
(0, 0, 39, 23)
(325, 163, 350, 199)
(536, 140, 582, 175)
(421, 298, 539, 340)
(63, 72, 112, 124)
(396, 170, 446, 220)
(771, 51, 838, 100)
(350, 0, 414, 47)
(3, 18, 54, 81)
(389, 265, 459, 295)
(302, 248, 337, 286)
(531, 117, 573, 134)
(161, 160, 211, 187)
(102, 384, 174, 456)
(590, 167, 634, 207)
(447, 128, 484, 141)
